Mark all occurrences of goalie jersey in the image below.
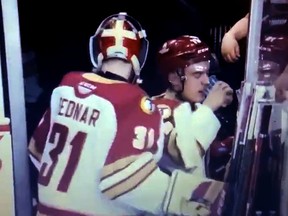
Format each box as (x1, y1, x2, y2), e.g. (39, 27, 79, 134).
(28, 71, 167, 215)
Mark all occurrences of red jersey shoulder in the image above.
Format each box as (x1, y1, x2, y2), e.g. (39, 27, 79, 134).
(59, 72, 159, 117)
(105, 82, 147, 101)
(121, 85, 158, 116)
(59, 71, 85, 86)
(153, 97, 181, 120)
(94, 81, 158, 115)
(102, 85, 162, 163)
(153, 97, 180, 109)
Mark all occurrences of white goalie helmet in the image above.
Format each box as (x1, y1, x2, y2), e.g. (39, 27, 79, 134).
(89, 12, 149, 83)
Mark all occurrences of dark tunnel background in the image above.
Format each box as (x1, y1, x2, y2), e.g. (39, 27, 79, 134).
(16, 0, 251, 143)
(17, 0, 251, 145)
(18, 0, 250, 91)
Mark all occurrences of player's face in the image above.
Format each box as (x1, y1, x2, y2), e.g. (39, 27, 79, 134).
(181, 61, 210, 103)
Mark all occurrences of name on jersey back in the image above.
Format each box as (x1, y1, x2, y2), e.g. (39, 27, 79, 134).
(58, 97, 100, 127)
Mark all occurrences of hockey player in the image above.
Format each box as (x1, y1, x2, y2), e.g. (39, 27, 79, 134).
(154, 35, 234, 177)
(28, 13, 225, 216)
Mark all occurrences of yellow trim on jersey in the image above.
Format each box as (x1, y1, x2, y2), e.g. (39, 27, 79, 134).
(101, 155, 139, 180)
(100, 152, 158, 200)
(83, 73, 126, 84)
(101, 159, 157, 200)
(28, 138, 42, 162)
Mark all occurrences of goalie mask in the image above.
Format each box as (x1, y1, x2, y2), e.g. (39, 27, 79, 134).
(89, 12, 149, 83)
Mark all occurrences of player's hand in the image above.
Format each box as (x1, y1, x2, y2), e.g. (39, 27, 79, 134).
(203, 81, 233, 111)
(274, 64, 288, 102)
(221, 32, 240, 63)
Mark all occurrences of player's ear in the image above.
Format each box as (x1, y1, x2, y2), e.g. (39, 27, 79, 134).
(168, 72, 182, 91)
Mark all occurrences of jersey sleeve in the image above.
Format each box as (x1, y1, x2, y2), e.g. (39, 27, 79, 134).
(28, 108, 51, 169)
(98, 96, 170, 214)
(99, 152, 170, 214)
(155, 100, 185, 173)
(173, 102, 221, 173)
(154, 98, 221, 174)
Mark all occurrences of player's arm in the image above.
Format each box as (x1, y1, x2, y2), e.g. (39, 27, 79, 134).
(226, 13, 249, 41)
(173, 102, 221, 170)
(99, 151, 169, 214)
(156, 102, 183, 166)
(28, 109, 51, 170)
(99, 151, 225, 215)
(98, 104, 222, 215)
(221, 13, 249, 62)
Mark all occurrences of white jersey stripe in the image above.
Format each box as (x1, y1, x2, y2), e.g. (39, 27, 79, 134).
(100, 155, 139, 179)
(99, 152, 154, 192)
(102, 159, 157, 200)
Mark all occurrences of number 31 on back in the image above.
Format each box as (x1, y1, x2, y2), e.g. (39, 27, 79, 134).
(133, 126, 154, 150)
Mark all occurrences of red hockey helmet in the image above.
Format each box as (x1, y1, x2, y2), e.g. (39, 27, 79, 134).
(157, 35, 211, 78)
(259, 34, 288, 72)
(89, 12, 149, 80)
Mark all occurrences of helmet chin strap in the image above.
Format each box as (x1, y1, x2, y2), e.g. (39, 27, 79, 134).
(175, 67, 186, 94)
(172, 68, 186, 102)
(174, 68, 196, 110)
(128, 71, 143, 84)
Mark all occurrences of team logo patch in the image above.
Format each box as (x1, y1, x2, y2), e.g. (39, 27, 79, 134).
(140, 97, 155, 114)
(78, 81, 97, 94)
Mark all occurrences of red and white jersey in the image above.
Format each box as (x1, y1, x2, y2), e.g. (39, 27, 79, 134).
(29, 72, 168, 216)
(153, 93, 221, 176)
